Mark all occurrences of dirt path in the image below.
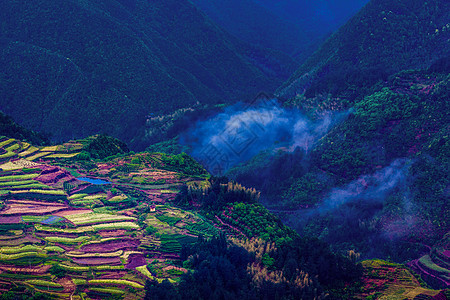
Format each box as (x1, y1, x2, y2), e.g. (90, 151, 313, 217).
(59, 277, 76, 293)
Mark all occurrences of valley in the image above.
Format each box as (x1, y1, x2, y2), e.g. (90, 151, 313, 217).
(0, 133, 446, 299)
(0, 0, 448, 299)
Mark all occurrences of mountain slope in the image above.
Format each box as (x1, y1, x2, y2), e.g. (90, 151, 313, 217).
(0, 112, 49, 146)
(277, 0, 450, 104)
(228, 66, 449, 270)
(189, 0, 308, 58)
(190, 0, 369, 61)
(0, 136, 364, 299)
(0, 0, 294, 149)
(254, 0, 369, 33)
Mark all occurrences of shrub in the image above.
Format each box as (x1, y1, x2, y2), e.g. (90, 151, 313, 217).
(49, 264, 67, 278)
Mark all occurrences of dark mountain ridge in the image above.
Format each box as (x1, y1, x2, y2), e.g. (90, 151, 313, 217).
(277, 0, 450, 106)
(190, 0, 369, 61)
(214, 0, 450, 280)
(189, 0, 308, 58)
(0, 0, 294, 149)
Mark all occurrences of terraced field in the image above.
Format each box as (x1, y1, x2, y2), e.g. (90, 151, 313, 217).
(0, 137, 82, 165)
(0, 137, 215, 299)
(0, 135, 447, 300)
(408, 247, 450, 289)
(356, 259, 445, 300)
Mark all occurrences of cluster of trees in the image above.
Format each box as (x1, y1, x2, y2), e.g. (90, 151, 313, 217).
(224, 202, 295, 245)
(159, 153, 208, 177)
(0, 112, 49, 146)
(227, 149, 316, 207)
(85, 135, 129, 160)
(145, 233, 362, 299)
(170, 176, 363, 298)
(176, 176, 260, 210)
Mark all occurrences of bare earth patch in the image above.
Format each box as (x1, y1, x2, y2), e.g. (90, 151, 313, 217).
(1, 203, 67, 215)
(125, 254, 146, 269)
(98, 230, 127, 237)
(0, 265, 51, 274)
(80, 239, 139, 253)
(73, 257, 121, 265)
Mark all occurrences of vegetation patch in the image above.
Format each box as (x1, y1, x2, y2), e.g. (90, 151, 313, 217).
(68, 193, 88, 200)
(88, 279, 144, 289)
(88, 287, 125, 295)
(25, 279, 63, 291)
(0, 139, 15, 148)
(0, 180, 37, 186)
(18, 146, 39, 157)
(0, 173, 40, 181)
(66, 250, 123, 258)
(45, 153, 80, 158)
(155, 214, 182, 226)
(419, 255, 450, 275)
(44, 246, 65, 253)
(27, 152, 52, 161)
(72, 278, 87, 285)
(136, 265, 154, 280)
(0, 245, 42, 254)
(0, 251, 46, 260)
(65, 213, 135, 225)
(44, 236, 90, 244)
(91, 222, 139, 231)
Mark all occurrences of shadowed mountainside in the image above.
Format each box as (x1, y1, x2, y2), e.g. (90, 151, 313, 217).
(277, 0, 450, 106)
(191, 0, 369, 62)
(0, 0, 295, 149)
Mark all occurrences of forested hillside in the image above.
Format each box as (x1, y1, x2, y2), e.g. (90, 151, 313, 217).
(190, 0, 307, 59)
(277, 0, 450, 105)
(221, 0, 450, 285)
(0, 0, 294, 149)
(193, 0, 367, 62)
(0, 112, 49, 147)
(223, 66, 449, 298)
(191, 0, 369, 61)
